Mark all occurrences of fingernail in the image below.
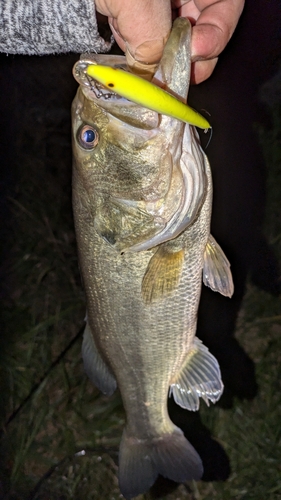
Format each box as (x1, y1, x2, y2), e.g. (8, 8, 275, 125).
(125, 47, 158, 80)
(127, 39, 165, 65)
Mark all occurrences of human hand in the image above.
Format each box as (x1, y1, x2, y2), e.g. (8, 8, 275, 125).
(172, 0, 245, 83)
(95, 0, 172, 77)
(95, 0, 244, 83)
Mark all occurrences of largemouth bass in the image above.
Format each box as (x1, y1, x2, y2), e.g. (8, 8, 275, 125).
(72, 17, 234, 499)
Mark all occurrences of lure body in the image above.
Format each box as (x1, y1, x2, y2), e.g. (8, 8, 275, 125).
(86, 64, 211, 130)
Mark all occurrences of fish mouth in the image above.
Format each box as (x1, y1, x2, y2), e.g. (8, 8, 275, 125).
(73, 57, 161, 131)
(73, 55, 127, 101)
(122, 127, 207, 252)
(94, 125, 207, 254)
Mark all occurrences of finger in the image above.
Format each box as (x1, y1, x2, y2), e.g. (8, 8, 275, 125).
(190, 57, 218, 84)
(176, 0, 244, 60)
(97, 0, 172, 64)
(191, 23, 225, 61)
(172, 0, 200, 21)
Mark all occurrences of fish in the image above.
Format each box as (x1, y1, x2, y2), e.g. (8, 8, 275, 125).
(72, 17, 234, 500)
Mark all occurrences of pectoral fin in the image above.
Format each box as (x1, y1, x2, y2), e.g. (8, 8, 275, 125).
(142, 246, 185, 304)
(203, 234, 234, 298)
(170, 337, 223, 411)
(82, 322, 117, 396)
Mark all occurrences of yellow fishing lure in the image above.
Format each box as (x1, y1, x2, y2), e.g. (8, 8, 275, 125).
(86, 64, 211, 130)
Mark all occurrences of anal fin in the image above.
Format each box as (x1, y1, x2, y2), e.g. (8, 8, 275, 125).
(203, 234, 234, 298)
(170, 337, 223, 411)
(82, 322, 117, 396)
(142, 246, 184, 304)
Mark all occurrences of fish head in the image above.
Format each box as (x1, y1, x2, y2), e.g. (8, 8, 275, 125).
(72, 18, 207, 252)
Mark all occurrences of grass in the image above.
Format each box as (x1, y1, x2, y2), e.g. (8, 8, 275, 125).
(1, 58, 281, 500)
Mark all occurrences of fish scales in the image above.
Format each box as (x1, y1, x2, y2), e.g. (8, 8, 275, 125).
(76, 162, 212, 397)
(72, 17, 234, 500)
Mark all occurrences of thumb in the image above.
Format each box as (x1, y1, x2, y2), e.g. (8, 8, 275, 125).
(107, 0, 171, 77)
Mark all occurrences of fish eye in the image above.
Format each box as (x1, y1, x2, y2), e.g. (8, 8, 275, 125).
(77, 125, 99, 149)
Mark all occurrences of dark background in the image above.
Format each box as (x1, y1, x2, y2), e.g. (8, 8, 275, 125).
(0, 0, 280, 498)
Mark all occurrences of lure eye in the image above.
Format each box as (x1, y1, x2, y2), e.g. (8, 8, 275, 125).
(78, 125, 99, 149)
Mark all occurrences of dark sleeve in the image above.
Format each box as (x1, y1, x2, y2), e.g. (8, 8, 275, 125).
(0, 0, 113, 55)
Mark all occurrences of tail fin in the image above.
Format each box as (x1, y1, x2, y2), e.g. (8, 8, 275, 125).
(118, 426, 203, 499)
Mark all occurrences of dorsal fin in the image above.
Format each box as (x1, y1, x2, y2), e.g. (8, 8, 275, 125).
(82, 322, 117, 396)
(203, 235, 234, 298)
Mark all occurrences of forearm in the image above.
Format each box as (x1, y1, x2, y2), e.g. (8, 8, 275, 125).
(0, 0, 112, 55)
